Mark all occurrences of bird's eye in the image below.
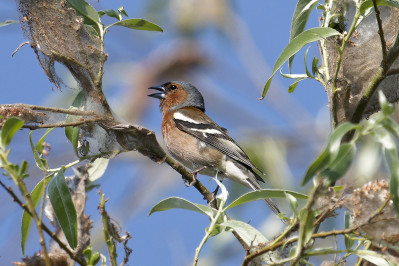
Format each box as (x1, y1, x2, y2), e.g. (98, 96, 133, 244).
(170, 85, 177, 90)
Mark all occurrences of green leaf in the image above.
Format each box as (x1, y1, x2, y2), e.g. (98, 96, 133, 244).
(355, 250, 394, 266)
(66, 0, 101, 27)
(36, 128, 54, 154)
(374, 128, 399, 213)
(285, 192, 299, 217)
(379, 90, 394, 116)
(21, 174, 53, 255)
(383, 118, 399, 138)
(18, 160, 29, 179)
(321, 143, 356, 183)
(98, 9, 121, 21)
(262, 27, 341, 99)
(105, 19, 163, 32)
(359, 0, 399, 15)
(65, 126, 80, 157)
(48, 169, 78, 248)
(288, 77, 308, 93)
(65, 91, 85, 157)
(225, 189, 307, 210)
(1, 117, 24, 148)
(298, 209, 315, 247)
(303, 46, 312, 77)
(118, 6, 128, 18)
(289, 0, 319, 71)
(0, 20, 18, 27)
(148, 197, 213, 217)
(87, 157, 109, 182)
(220, 220, 268, 246)
(311, 56, 319, 75)
(29, 131, 47, 171)
(344, 211, 355, 249)
(302, 122, 360, 185)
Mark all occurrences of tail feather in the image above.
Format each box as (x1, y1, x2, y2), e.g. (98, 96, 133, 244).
(245, 173, 282, 217)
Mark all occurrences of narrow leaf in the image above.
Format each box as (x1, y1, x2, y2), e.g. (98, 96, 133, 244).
(118, 6, 128, 18)
(67, 0, 101, 26)
(262, 27, 341, 99)
(298, 209, 315, 248)
(21, 174, 53, 255)
(355, 250, 394, 266)
(87, 157, 109, 182)
(226, 189, 307, 210)
(29, 131, 46, 171)
(344, 211, 355, 249)
(379, 90, 394, 116)
(303, 46, 312, 77)
(289, 0, 319, 71)
(288, 77, 308, 93)
(106, 19, 163, 32)
(148, 197, 213, 217)
(0, 20, 18, 27)
(311, 56, 319, 75)
(65, 126, 80, 157)
(220, 220, 268, 246)
(302, 122, 360, 185)
(1, 117, 24, 148)
(98, 9, 121, 21)
(374, 128, 399, 213)
(285, 192, 299, 217)
(321, 143, 356, 183)
(359, 0, 399, 15)
(48, 169, 78, 248)
(36, 128, 54, 154)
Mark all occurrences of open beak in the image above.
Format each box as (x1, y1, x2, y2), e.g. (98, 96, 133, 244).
(148, 86, 166, 100)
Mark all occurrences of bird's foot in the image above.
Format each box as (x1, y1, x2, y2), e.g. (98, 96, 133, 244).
(183, 166, 208, 187)
(183, 173, 197, 187)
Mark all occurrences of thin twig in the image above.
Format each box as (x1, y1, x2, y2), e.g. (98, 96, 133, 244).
(386, 68, 399, 76)
(19, 117, 104, 130)
(0, 104, 99, 117)
(0, 180, 87, 266)
(372, 0, 388, 64)
(98, 191, 117, 266)
(290, 183, 320, 265)
(11, 41, 31, 57)
(0, 151, 51, 266)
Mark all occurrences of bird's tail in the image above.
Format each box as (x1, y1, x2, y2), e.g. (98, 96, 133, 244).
(245, 173, 282, 217)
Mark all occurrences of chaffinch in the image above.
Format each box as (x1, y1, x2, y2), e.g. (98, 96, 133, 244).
(148, 81, 280, 216)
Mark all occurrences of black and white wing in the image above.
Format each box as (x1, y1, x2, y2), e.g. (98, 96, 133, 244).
(173, 110, 265, 179)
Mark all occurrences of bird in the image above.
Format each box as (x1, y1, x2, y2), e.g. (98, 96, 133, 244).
(148, 81, 281, 216)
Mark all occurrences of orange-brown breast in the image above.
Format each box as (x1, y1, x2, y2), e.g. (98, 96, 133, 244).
(161, 110, 224, 173)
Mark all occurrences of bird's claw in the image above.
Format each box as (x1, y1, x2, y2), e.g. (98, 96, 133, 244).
(183, 173, 197, 187)
(183, 166, 207, 187)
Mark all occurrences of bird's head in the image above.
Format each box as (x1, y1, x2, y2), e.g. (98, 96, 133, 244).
(148, 81, 205, 113)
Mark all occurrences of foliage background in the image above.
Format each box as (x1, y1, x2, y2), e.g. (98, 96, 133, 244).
(0, 1, 369, 265)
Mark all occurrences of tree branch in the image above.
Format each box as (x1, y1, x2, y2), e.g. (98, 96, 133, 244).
(372, 0, 388, 64)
